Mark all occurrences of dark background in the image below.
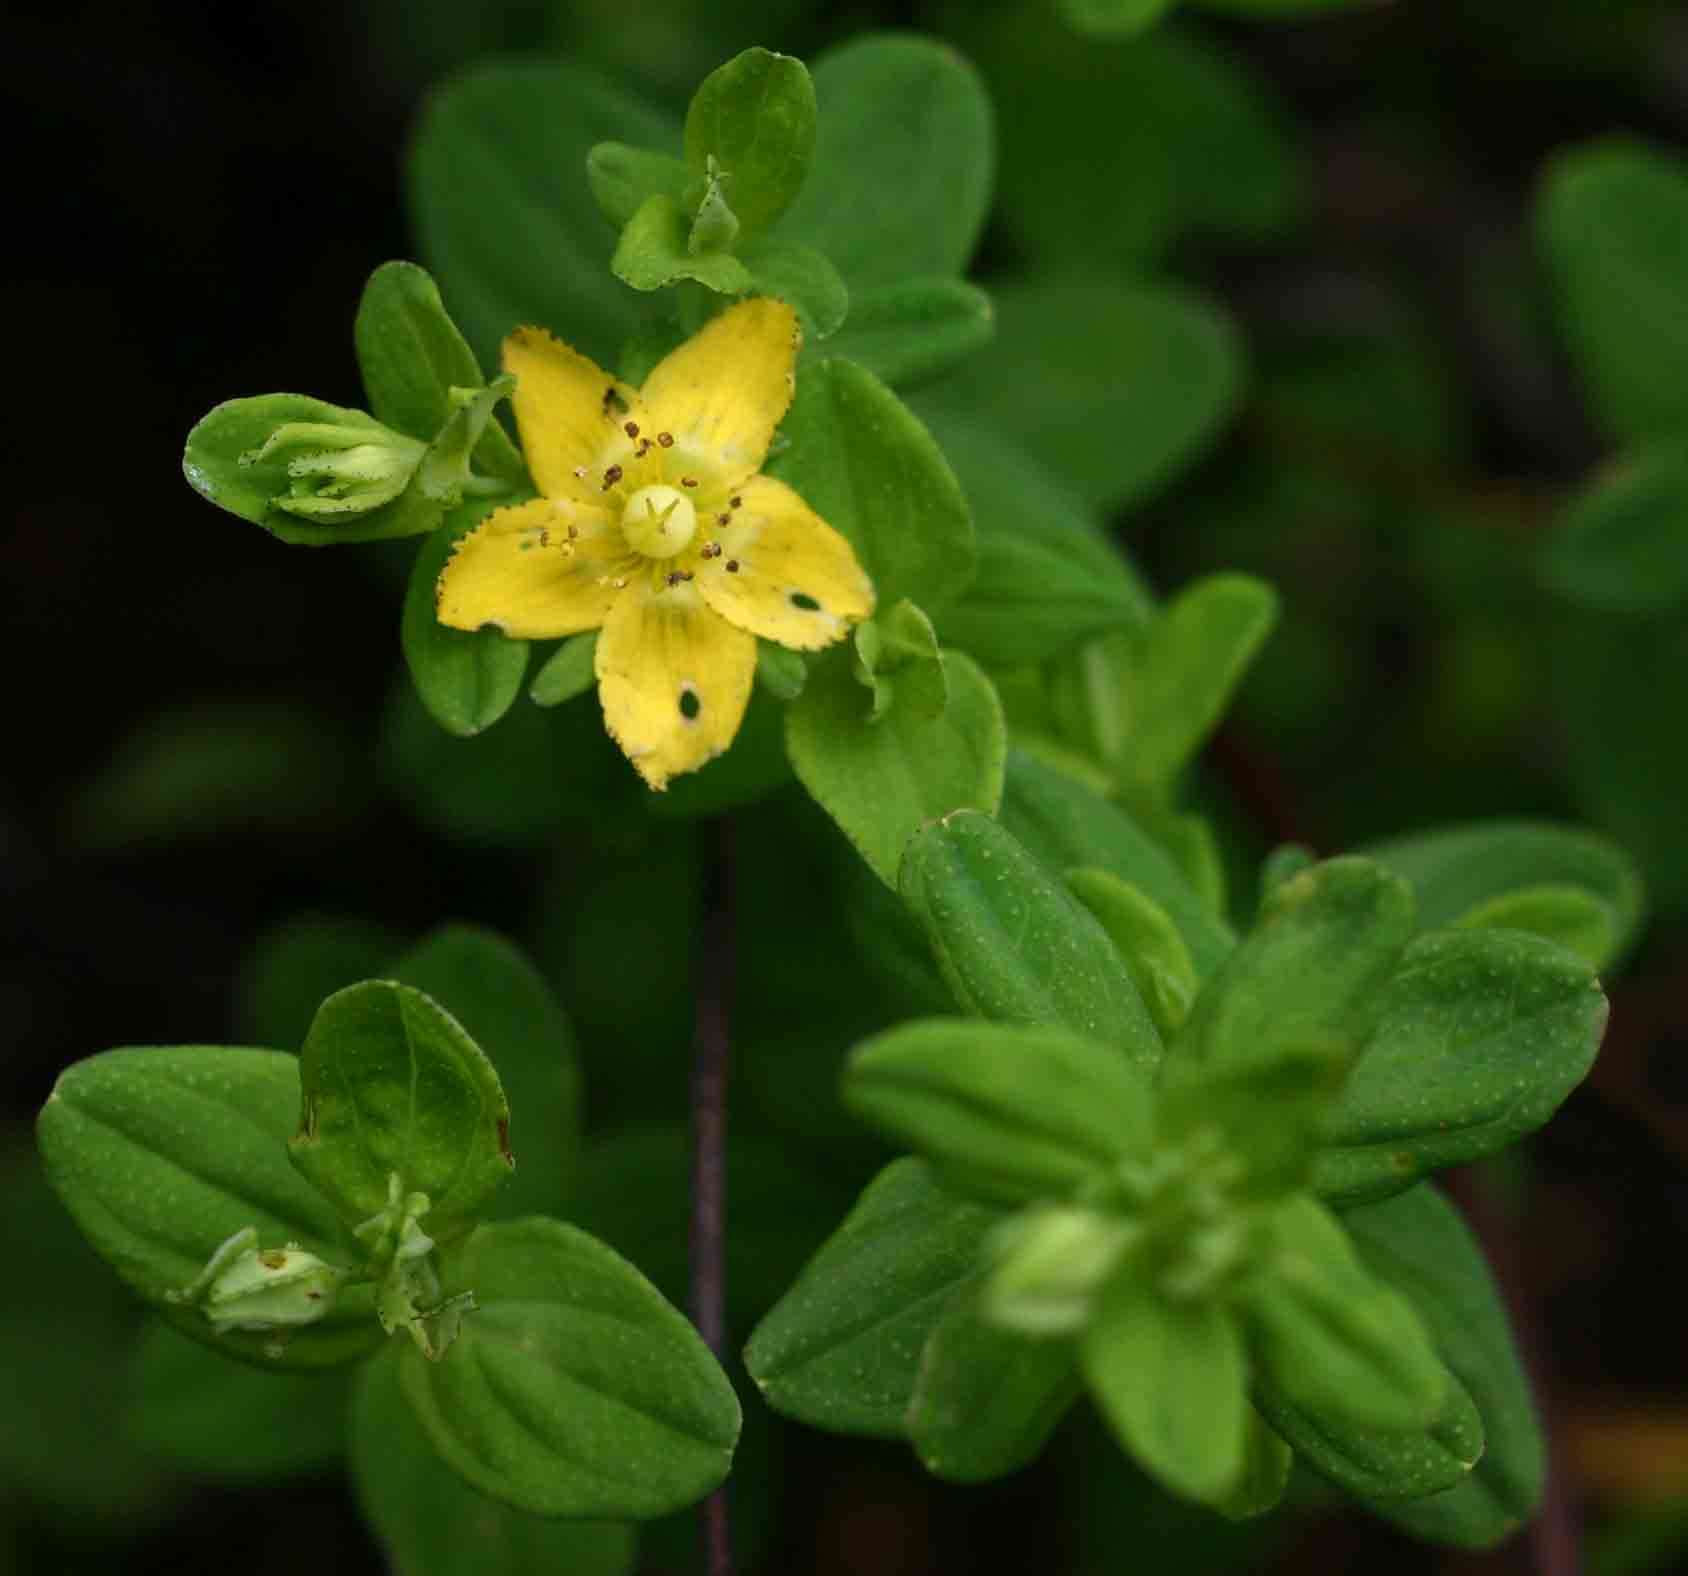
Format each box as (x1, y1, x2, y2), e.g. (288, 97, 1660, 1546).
(7, 0, 1688, 1571)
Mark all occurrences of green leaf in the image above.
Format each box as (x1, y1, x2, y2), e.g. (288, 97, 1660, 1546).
(1451, 883, 1617, 971)
(409, 62, 677, 369)
(1242, 1196, 1449, 1435)
(400, 1218, 738, 1517)
(353, 260, 525, 481)
(1359, 818, 1644, 972)
(899, 811, 1162, 1068)
(1346, 1185, 1545, 1548)
(402, 510, 532, 738)
(387, 926, 581, 1220)
(1218, 1409, 1294, 1521)
(290, 981, 512, 1238)
(742, 239, 849, 339)
(684, 47, 815, 239)
(1313, 928, 1608, 1205)
(779, 34, 993, 290)
(586, 140, 690, 229)
(1082, 1275, 1249, 1505)
(961, 16, 1301, 269)
(354, 1344, 637, 1576)
(183, 395, 442, 545)
(853, 600, 947, 723)
(772, 357, 976, 612)
(744, 1159, 999, 1435)
(822, 278, 995, 388)
(786, 644, 1005, 888)
(1255, 1368, 1483, 1505)
(1066, 868, 1198, 1038)
(754, 640, 807, 700)
(1114, 574, 1279, 795)
(907, 1289, 1081, 1482)
(844, 1020, 1154, 1205)
(37, 1047, 378, 1370)
(1543, 441, 1688, 614)
(612, 192, 755, 293)
(918, 277, 1243, 513)
(1060, 0, 1178, 35)
(1166, 857, 1414, 1084)
(529, 631, 599, 707)
(1001, 751, 1235, 978)
(1537, 139, 1688, 445)
(128, 1320, 349, 1479)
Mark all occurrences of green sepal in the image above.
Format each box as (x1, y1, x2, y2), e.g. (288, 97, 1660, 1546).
(184, 396, 426, 545)
(1081, 1273, 1250, 1506)
(37, 1046, 379, 1370)
(754, 641, 807, 701)
(352, 1343, 638, 1576)
(844, 1019, 1153, 1206)
(1065, 867, 1198, 1038)
(399, 1218, 740, 1518)
(1359, 817, 1644, 973)
(387, 925, 582, 1222)
(289, 981, 512, 1240)
(907, 1287, 1081, 1482)
(1113, 574, 1279, 796)
(529, 631, 599, 708)
(612, 192, 754, 294)
(899, 811, 1162, 1071)
(1346, 1184, 1544, 1547)
(779, 34, 993, 291)
(1313, 928, 1607, 1205)
(1240, 1196, 1448, 1434)
(353, 260, 525, 482)
(786, 644, 1005, 888)
(744, 1159, 999, 1435)
(822, 278, 995, 388)
(852, 600, 947, 723)
(402, 501, 532, 738)
(1451, 882, 1617, 971)
(1001, 752, 1236, 978)
(687, 160, 741, 255)
(1165, 857, 1413, 1084)
(772, 357, 977, 612)
(683, 47, 816, 240)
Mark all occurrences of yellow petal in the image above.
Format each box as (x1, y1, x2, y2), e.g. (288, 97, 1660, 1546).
(436, 498, 632, 639)
(594, 576, 757, 790)
(639, 298, 800, 491)
(503, 326, 654, 504)
(695, 475, 875, 649)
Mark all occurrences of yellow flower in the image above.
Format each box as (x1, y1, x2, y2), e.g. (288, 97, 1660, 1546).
(435, 298, 875, 789)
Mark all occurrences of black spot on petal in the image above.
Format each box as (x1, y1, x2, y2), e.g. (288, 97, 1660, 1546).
(790, 592, 821, 612)
(679, 688, 702, 720)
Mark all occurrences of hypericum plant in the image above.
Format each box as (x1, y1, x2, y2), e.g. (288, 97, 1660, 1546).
(37, 25, 1648, 1576)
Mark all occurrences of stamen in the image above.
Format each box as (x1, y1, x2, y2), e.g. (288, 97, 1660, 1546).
(680, 476, 699, 488)
(624, 421, 640, 438)
(730, 496, 742, 509)
(602, 464, 623, 491)
(726, 559, 740, 573)
(657, 432, 674, 448)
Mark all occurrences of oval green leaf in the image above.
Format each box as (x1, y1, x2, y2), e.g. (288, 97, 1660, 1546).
(684, 47, 815, 239)
(821, 277, 995, 389)
(37, 1046, 378, 1369)
(399, 1218, 739, 1518)
(1543, 441, 1688, 615)
(290, 981, 512, 1237)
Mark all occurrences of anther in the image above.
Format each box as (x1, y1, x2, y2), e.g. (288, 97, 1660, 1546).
(656, 432, 674, 448)
(601, 464, 623, 491)
(680, 476, 698, 488)
(730, 496, 742, 509)
(726, 559, 740, 573)
(624, 421, 640, 438)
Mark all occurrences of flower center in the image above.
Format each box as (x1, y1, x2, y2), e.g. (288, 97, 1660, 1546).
(620, 484, 697, 559)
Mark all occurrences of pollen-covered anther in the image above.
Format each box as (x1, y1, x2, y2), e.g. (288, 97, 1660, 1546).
(656, 432, 675, 448)
(624, 421, 640, 438)
(621, 483, 698, 559)
(601, 463, 624, 492)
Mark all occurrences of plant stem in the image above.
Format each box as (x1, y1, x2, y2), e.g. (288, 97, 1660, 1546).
(691, 816, 735, 1576)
